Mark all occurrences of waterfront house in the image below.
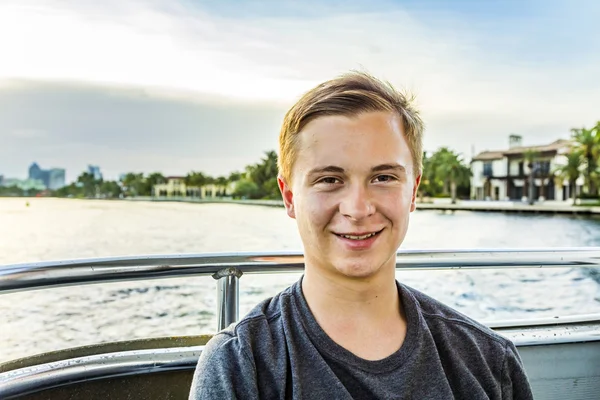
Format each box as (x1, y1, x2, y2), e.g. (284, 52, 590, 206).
(153, 176, 200, 198)
(152, 177, 238, 199)
(470, 135, 584, 202)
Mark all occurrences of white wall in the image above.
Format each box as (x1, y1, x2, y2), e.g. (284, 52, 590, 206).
(508, 159, 521, 176)
(471, 161, 484, 187)
(492, 159, 507, 176)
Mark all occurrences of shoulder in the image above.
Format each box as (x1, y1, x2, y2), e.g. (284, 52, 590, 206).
(401, 283, 534, 399)
(400, 282, 519, 373)
(189, 285, 293, 399)
(402, 282, 510, 347)
(203, 282, 293, 358)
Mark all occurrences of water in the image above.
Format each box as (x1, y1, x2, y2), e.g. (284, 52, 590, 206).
(1, 198, 600, 363)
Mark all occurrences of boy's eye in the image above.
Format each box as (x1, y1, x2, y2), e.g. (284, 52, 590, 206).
(319, 177, 340, 184)
(375, 175, 395, 182)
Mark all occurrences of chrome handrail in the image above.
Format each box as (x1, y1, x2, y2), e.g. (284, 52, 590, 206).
(2, 247, 600, 331)
(0, 346, 204, 399)
(3, 247, 600, 294)
(2, 319, 600, 399)
(2, 248, 600, 399)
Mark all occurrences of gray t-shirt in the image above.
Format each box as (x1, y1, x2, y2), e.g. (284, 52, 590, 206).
(189, 278, 534, 399)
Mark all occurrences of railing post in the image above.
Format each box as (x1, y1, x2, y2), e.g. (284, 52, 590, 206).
(212, 267, 243, 331)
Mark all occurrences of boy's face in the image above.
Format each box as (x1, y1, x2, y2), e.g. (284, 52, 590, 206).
(278, 111, 420, 280)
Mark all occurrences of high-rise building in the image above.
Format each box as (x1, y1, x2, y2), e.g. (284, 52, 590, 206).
(28, 163, 44, 181)
(88, 165, 103, 181)
(48, 168, 66, 190)
(27, 162, 66, 189)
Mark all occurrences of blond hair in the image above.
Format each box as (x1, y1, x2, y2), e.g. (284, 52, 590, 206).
(277, 71, 424, 183)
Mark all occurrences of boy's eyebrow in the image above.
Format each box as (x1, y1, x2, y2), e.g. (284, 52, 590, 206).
(307, 165, 345, 175)
(371, 163, 407, 174)
(307, 163, 407, 175)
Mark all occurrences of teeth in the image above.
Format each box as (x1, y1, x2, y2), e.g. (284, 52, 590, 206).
(341, 232, 377, 240)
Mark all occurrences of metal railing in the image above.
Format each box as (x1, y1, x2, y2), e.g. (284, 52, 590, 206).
(0, 346, 203, 399)
(2, 248, 600, 399)
(2, 247, 600, 330)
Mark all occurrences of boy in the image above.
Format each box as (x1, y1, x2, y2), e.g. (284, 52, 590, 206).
(189, 71, 534, 399)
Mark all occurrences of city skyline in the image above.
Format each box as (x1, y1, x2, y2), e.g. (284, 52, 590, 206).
(1, 0, 599, 182)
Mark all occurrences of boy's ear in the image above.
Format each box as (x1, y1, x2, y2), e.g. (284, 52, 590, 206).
(278, 175, 295, 219)
(410, 174, 421, 212)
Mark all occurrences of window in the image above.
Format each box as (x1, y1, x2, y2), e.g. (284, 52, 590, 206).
(536, 161, 550, 175)
(483, 162, 493, 177)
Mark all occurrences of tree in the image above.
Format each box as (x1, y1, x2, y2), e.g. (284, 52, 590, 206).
(100, 181, 122, 198)
(419, 152, 443, 198)
(181, 172, 204, 198)
(144, 172, 166, 196)
(215, 176, 228, 197)
(228, 171, 243, 182)
(233, 179, 260, 199)
(185, 172, 206, 187)
(54, 182, 83, 198)
(77, 172, 101, 198)
(245, 150, 281, 199)
(571, 124, 600, 197)
(434, 148, 471, 204)
(120, 173, 145, 197)
(523, 150, 539, 205)
(0, 185, 25, 197)
(554, 150, 583, 204)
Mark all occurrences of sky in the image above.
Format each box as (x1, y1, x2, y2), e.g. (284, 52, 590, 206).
(1, 0, 599, 182)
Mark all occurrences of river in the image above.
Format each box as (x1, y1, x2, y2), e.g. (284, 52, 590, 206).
(1, 198, 600, 363)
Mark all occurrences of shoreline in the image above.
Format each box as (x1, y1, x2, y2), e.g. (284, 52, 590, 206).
(91, 196, 600, 215)
(415, 202, 600, 215)
(4, 196, 600, 215)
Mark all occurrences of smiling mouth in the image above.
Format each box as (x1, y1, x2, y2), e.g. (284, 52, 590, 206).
(335, 229, 383, 240)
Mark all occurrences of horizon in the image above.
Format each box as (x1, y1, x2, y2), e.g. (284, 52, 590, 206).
(1, 132, 577, 185)
(1, 0, 599, 182)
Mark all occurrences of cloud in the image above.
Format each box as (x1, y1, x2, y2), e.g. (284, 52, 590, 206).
(10, 129, 48, 139)
(0, 0, 598, 179)
(2, 0, 599, 108)
(0, 81, 287, 181)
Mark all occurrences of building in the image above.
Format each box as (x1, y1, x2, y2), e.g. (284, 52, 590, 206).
(153, 176, 201, 198)
(47, 169, 66, 190)
(1, 178, 46, 191)
(28, 163, 66, 190)
(470, 135, 583, 202)
(88, 165, 103, 181)
(28, 163, 44, 182)
(152, 177, 237, 198)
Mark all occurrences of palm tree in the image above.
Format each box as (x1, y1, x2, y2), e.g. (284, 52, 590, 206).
(100, 180, 122, 198)
(120, 173, 144, 197)
(435, 149, 471, 204)
(228, 171, 243, 182)
(77, 172, 99, 198)
(215, 176, 228, 197)
(554, 150, 583, 204)
(420, 151, 443, 197)
(571, 124, 600, 196)
(145, 172, 166, 196)
(523, 150, 539, 205)
(245, 150, 280, 199)
(185, 172, 207, 198)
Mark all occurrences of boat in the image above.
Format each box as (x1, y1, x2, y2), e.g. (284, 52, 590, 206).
(1, 248, 599, 399)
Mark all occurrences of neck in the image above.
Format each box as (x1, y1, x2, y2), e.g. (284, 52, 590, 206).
(301, 259, 409, 361)
(301, 262, 400, 323)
